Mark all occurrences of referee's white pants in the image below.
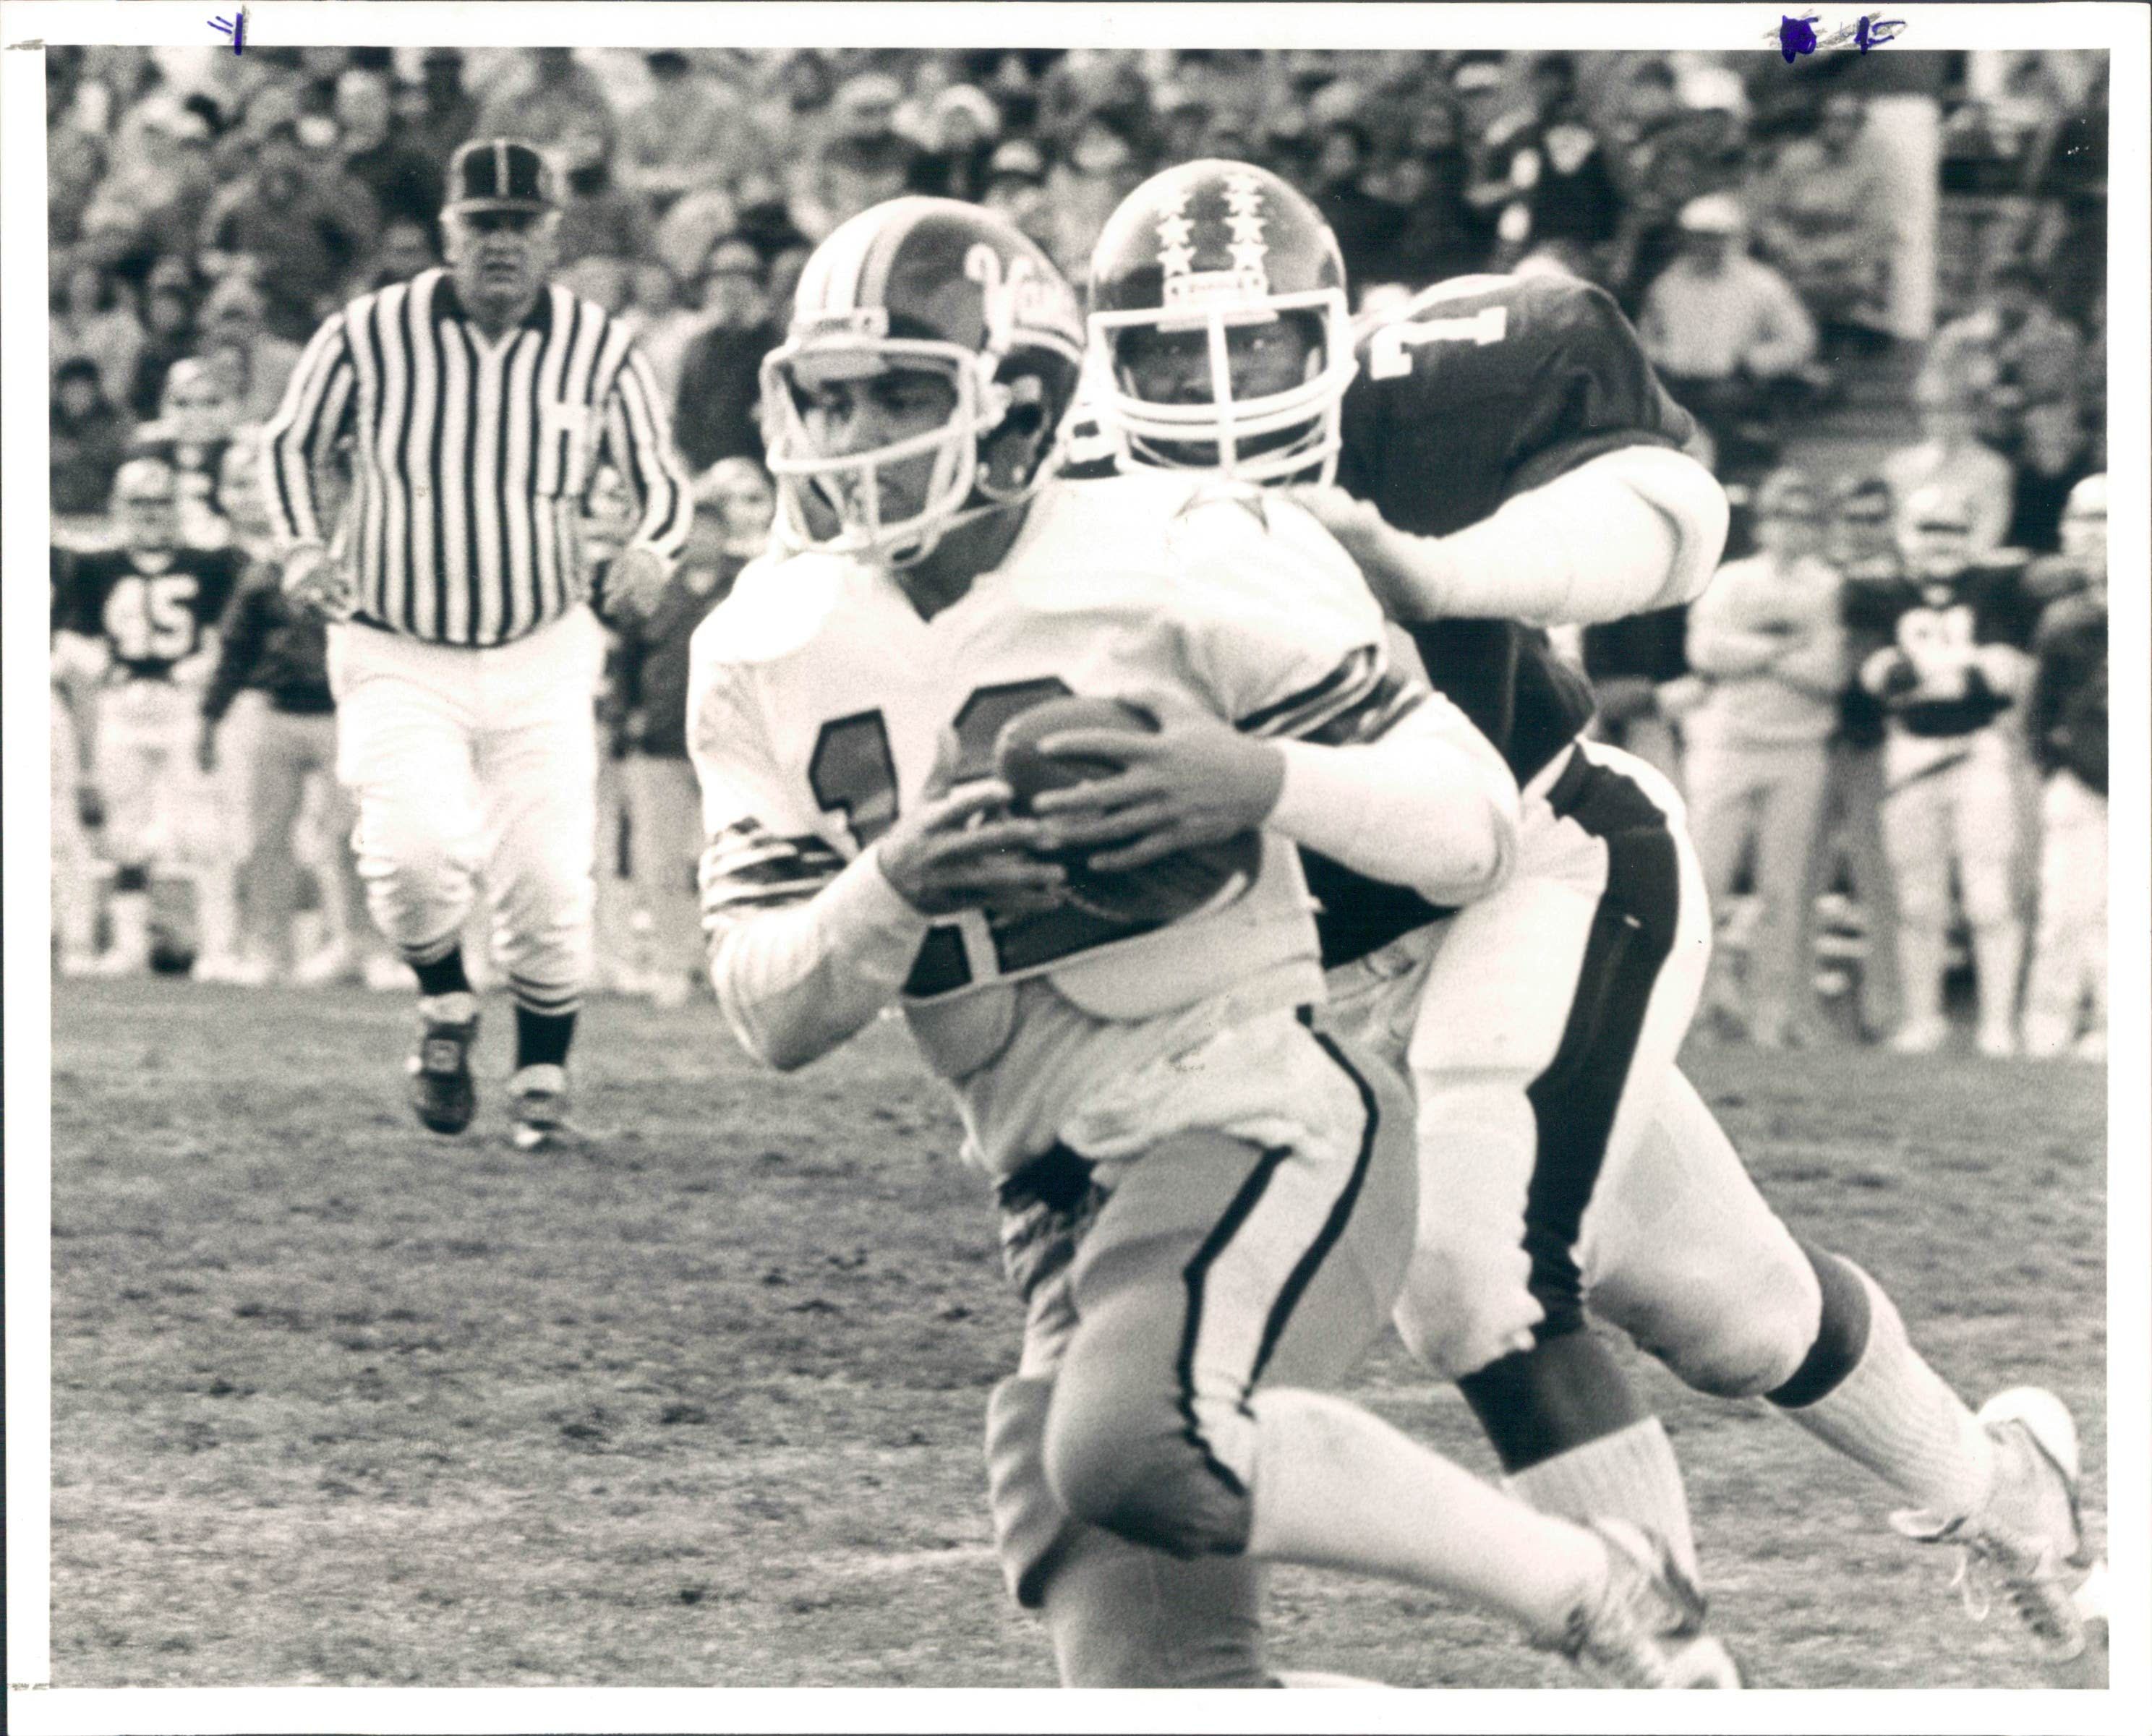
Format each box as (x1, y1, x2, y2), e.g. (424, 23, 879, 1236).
(328, 608, 604, 1016)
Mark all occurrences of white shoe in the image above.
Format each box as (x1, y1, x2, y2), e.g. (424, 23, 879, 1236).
(1976, 1023, 2018, 1060)
(83, 947, 149, 978)
(508, 1063, 586, 1153)
(203, 953, 276, 987)
(1537, 1520, 1741, 1688)
(1891, 1387, 2091, 1659)
(294, 942, 362, 986)
(361, 952, 411, 993)
(1889, 1016, 1952, 1055)
(646, 971, 692, 1009)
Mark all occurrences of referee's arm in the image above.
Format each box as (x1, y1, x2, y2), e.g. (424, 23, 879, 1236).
(599, 338, 695, 582)
(260, 310, 359, 558)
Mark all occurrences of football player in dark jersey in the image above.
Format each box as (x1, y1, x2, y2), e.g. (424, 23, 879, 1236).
(2020, 474, 2107, 1061)
(1075, 159, 2098, 1669)
(53, 457, 247, 976)
(1854, 484, 2046, 1056)
(130, 356, 238, 550)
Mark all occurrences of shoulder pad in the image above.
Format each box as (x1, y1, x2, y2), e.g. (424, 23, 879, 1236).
(693, 549, 850, 665)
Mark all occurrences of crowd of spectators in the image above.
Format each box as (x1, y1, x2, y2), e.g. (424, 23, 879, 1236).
(45, 44, 2109, 1054)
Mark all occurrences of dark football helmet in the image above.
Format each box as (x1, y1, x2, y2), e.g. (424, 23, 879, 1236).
(1088, 159, 1356, 484)
(761, 197, 1086, 565)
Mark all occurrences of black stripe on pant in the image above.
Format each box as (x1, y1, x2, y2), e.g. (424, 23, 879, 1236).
(1520, 749, 1682, 1342)
(1173, 1023, 1383, 1497)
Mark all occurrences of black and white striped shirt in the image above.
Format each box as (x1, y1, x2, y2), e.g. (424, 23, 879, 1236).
(262, 267, 692, 647)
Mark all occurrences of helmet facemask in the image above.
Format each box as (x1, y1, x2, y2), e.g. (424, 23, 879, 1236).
(761, 328, 1066, 568)
(1090, 284, 1354, 486)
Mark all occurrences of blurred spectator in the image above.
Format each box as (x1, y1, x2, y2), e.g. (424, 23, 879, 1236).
(2026, 61, 2106, 328)
(809, 74, 924, 236)
(552, 127, 650, 268)
(1581, 607, 1690, 789)
(126, 280, 202, 422)
(1921, 259, 2083, 453)
(1502, 54, 1623, 270)
(981, 138, 1059, 261)
(610, 458, 775, 1005)
(336, 67, 445, 235)
(2020, 474, 2106, 1060)
(620, 261, 702, 395)
(1749, 93, 1895, 354)
(197, 278, 305, 426)
(199, 121, 380, 340)
(51, 358, 133, 518)
(1311, 119, 1404, 294)
(1609, 58, 1746, 307)
(368, 214, 442, 290)
(475, 48, 618, 163)
(908, 85, 1002, 202)
(1046, 114, 1148, 281)
(1816, 474, 1909, 1038)
(672, 235, 780, 471)
(51, 260, 147, 404)
(1881, 380, 2015, 553)
(1857, 486, 2039, 1056)
(2004, 398, 2098, 555)
(409, 48, 481, 166)
(48, 106, 109, 251)
(134, 356, 239, 548)
(1684, 469, 1846, 1048)
(619, 49, 757, 212)
(1639, 196, 1817, 456)
(1367, 99, 1482, 287)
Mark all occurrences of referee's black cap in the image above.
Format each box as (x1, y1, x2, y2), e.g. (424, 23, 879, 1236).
(446, 138, 557, 213)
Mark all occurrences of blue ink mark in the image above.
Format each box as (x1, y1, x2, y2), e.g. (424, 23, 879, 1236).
(209, 8, 245, 54)
(1768, 12, 1904, 56)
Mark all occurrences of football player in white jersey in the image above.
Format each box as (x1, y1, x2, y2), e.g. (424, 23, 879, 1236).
(689, 196, 1737, 1688)
(1071, 158, 2098, 1670)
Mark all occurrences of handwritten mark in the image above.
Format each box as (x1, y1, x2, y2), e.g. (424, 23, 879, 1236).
(209, 7, 247, 54)
(1774, 12, 1905, 59)
(6, 37, 46, 48)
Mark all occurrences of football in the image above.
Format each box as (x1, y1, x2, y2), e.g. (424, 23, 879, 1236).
(993, 696, 1263, 925)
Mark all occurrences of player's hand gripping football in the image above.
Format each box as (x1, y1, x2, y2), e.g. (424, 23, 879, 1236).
(1024, 688, 1285, 873)
(281, 542, 358, 623)
(876, 731, 1067, 919)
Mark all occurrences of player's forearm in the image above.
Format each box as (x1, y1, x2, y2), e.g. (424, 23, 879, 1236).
(1268, 701, 1519, 905)
(1374, 447, 1729, 628)
(708, 848, 933, 1072)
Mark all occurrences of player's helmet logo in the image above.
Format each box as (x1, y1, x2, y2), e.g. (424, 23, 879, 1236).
(761, 197, 1085, 566)
(1088, 160, 1356, 485)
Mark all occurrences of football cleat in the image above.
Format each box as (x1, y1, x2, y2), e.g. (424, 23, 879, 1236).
(1537, 1519, 1741, 1688)
(406, 992, 480, 1135)
(1890, 1386, 2093, 1659)
(508, 1063, 581, 1153)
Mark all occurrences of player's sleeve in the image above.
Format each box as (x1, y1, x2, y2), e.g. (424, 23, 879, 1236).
(1172, 512, 1519, 904)
(686, 630, 931, 1072)
(200, 574, 272, 724)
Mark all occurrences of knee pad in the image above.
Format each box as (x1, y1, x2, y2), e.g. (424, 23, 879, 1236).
(1392, 1230, 1541, 1382)
(1043, 1390, 1252, 1560)
(1615, 1231, 1820, 1399)
(1041, 1529, 1268, 1687)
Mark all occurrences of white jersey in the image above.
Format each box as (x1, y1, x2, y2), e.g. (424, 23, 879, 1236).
(690, 469, 1401, 1176)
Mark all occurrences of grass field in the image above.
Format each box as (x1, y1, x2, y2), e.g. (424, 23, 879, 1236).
(46, 976, 2106, 1689)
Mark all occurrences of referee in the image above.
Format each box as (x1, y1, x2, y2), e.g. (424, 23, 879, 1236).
(262, 137, 692, 1148)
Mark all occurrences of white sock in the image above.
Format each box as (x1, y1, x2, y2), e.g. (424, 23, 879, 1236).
(1777, 1265, 1996, 1521)
(1506, 1418, 1701, 1587)
(1244, 1388, 1605, 1638)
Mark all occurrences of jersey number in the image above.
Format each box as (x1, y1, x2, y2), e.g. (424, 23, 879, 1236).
(1895, 602, 1976, 659)
(1367, 304, 1509, 381)
(807, 677, 1194, 997)
(102, 573, 201, 663)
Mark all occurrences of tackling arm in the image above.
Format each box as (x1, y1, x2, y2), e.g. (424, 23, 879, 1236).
(1303, 444, 1730, 628)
